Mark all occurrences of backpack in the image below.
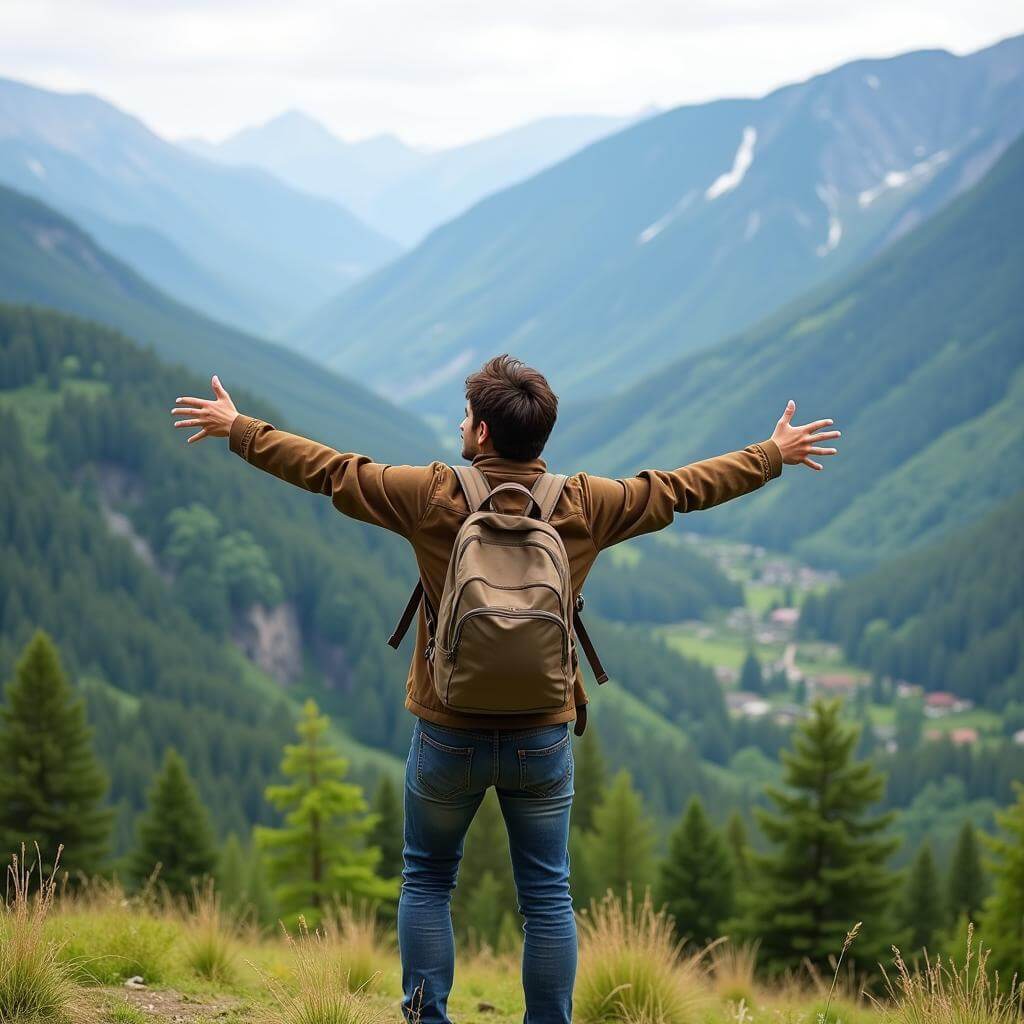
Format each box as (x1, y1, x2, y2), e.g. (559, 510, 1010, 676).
(387, 466, 608, 715)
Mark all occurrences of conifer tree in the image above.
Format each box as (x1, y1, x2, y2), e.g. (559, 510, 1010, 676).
(978, 781, 1024, 979)
(572, 727, 607, 833)
(739, 650, 764, 694)
(946, 820, 986, 925)
(217, 832, 247, 913)
(129, 747, 218, 898)
(900, 842, 944, 953)
(0, 630, 112, 879)
(584, 770, 655, 901)
(368, 774, 404, 880)
(254, 700, 398, 928)
(725, 810, 750, 887)
(656, 796, 735, 944)
(741, 698, 900, 975)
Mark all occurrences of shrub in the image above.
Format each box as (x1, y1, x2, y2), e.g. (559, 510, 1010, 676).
(0, 843, 77, 1024)
(876, 922, 1023, 1024)
(575, 885, 711, 1024)
(251, 916, 390, 1024)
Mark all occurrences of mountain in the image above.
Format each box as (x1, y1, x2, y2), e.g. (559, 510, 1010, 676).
(552, 131, 1024, 575)
(0, 183, 432, 464)
(0, 78, 400, 334)
(362, 112, 645, 246)
(191, 109, 643, 246)
(801, 490, 1024, 708)
(291, 34, 1024, 416)
(183, 110, 424, 231)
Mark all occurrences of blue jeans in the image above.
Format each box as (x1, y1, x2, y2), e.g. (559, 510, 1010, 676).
(398, 717, 576, 1024)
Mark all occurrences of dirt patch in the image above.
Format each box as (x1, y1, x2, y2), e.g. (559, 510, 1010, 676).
(94, 985, 248, 1022)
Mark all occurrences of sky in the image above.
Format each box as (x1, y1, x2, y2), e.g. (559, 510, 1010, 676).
(1, 1, 1022, 149)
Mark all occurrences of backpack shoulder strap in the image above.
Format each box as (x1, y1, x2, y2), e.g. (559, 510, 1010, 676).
(452, 464, 491, 513)
(530, 472, 568, 523)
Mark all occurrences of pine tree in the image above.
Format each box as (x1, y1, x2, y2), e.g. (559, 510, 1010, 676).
(254, 700, 398, 929)
(584, 770, 655, 902)
(572, 727, 607, 833)
(368, 774, 404, 880)
(900, 842, 945, 953)
(741, 698, 901, 975)
(946, 820, 986, 925)
(725, 810, 750, 887)
(739, 650, 764, 694)
(978, 781, 1024, 979)
(0, 630, 113, 879)
(129, 747, 218, 899)
(656, 796, 735, 944)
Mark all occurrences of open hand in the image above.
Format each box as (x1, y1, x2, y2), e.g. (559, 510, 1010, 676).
(171, 375, 238, 444)
(770, 399, 841, 471)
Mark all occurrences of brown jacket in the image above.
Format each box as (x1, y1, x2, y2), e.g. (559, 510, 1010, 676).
(228, 413, 783, 732)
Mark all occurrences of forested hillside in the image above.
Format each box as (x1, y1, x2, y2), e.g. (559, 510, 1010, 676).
(0, 302, 780, 846)
(294, 35, 1024, 415)
(554, 132, 1024, 574)
(801, 491, 1024, 709)
(0, 184, 433, 464)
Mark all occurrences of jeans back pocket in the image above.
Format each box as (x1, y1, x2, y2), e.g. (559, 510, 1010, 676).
(518, 730, 573, 797)
(416, 727, 474, 799)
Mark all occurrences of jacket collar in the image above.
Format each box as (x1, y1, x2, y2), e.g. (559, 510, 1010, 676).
(469, 452, 547, 476)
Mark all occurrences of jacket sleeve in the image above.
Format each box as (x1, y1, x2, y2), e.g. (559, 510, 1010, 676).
(228, 413, 439, 540)
(578, 438, 783, 551)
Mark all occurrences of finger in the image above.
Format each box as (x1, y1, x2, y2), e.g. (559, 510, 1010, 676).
(212, 374, 229, 397)
(807, 446, 838, 455)
(802, 457, 823, 471)
(171, 407, 207, 416)
(173, 419, 202, 428)
(187, 429, 209, 444)
(175, 396, 211, 407)
(802, 418, 835, 432)
(781, 399, 796, 424)
(808, 429, 841, 442)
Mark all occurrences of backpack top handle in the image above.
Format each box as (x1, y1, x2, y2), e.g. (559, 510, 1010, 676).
(477, 481, 542, 518)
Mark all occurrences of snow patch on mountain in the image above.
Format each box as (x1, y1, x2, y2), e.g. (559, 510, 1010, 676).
(706, 126, 757, 200)
(858, 150, 951, 207)
(815, 184, 842, 257)
(637, 189, 697, 244)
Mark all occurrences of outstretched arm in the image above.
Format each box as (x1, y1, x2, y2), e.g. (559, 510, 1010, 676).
(171, 375, 438, 539)
(581, 399, 840, 550)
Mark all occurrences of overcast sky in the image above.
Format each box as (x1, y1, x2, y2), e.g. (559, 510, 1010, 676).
(1, 1, 1021, 149)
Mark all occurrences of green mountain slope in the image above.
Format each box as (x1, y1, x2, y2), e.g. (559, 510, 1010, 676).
(553, 132, 1024, 574)
(293, 35, 1024, 416)
(801, 491, 1024, 708)
(0, 184, 433, 465)
(0, 76, 400, 333)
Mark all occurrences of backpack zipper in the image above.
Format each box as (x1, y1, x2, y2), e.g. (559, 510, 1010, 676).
(445, 577, 564, 652)
(448, 607, 568, 670)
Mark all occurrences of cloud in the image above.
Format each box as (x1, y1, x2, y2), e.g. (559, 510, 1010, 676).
(0, 0, 1020, 147)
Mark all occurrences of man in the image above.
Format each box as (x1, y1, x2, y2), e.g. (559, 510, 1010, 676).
(171, 354, 839, 1023)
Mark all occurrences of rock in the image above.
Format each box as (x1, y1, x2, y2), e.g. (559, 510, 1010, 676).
(124, 975, 146, 989)
(477, 1001, 496, 1012)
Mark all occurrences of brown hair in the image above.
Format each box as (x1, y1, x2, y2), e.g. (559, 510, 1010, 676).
(465, 354, 558, 460)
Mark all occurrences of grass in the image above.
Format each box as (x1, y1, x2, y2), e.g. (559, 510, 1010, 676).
(0, 843, 78, 1024)
(2, 865, 1022, 1024)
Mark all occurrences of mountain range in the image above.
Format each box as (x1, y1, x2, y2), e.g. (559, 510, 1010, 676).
(0, 77, 399, 335)
(551, 130, 1024, 575)
(186, 109, 645, 247)
(290, 34, 1024, 417)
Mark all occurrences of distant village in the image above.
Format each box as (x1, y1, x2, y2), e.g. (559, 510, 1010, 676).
(678, 539, 1021, 751)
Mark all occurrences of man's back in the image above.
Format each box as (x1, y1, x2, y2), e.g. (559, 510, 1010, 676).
(227, 412, 782, 732)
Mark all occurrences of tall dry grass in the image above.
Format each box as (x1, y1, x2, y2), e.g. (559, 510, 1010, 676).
(0, 843, 77, 1024)
(574, 885, 712, 1024)
(175, 878, 240, 984)
(251, 915, 391, 1024)
(875, 922, 1023, 1024)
